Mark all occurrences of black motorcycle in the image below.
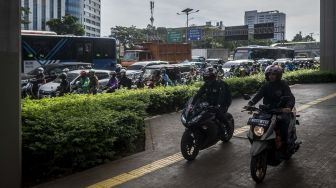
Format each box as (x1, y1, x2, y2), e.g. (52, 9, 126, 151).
(242, 96, 301, 183)
(180, 96, 234, 161)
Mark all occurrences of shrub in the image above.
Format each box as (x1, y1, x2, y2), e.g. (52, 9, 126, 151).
(22, 69, 336, 183)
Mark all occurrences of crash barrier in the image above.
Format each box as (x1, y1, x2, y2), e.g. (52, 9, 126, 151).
(22, 69, 336, 185)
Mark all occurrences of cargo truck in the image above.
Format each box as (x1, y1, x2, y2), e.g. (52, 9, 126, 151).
(121, 42, 191, 67)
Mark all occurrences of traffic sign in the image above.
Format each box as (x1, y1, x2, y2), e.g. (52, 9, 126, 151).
(167, 30, 182, 43)
(188, 28, 202, 41)
(254, 23, 274, 39)
(224, 25, 249, 41)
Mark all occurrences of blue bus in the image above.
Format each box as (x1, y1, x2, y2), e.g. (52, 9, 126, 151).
(233, 45, 294, 61)
(21, 30, 117, 73)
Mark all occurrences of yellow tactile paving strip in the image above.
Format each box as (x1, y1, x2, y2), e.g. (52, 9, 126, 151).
(88, 92, 336, 188)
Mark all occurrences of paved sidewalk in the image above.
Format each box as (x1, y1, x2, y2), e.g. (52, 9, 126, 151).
(34, 83, 336, 188)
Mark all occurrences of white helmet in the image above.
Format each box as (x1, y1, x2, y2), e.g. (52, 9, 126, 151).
(120, 69, 126, 73)
(37, 67, 44, 72)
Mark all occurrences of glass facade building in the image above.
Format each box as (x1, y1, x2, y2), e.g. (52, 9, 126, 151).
(21, 0, 100, 37)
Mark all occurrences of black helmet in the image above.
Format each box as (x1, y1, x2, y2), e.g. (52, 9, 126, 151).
(59, 73, 67, 79)
(265, 65, 283, 81)
(203, 67, 217, 82)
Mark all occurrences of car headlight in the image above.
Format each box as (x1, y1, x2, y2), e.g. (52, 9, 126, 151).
(253, 126, 265, 137)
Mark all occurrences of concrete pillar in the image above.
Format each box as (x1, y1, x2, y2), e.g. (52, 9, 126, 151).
(320, 0, 336, 71)
(0, 0, 21, 187)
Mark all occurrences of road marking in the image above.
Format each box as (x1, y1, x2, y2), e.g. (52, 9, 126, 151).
(88, 92, 336, 188)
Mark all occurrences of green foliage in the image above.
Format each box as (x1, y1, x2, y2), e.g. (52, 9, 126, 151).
(46, 15, 85, 36)
(22, 69, 336, 183)
(110, 26, 147, 49)
(21, 7, 30, 25)
(292, 31, 316, 42)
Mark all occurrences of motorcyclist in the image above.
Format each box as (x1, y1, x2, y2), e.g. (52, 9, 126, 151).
(32, 67, 46, 98)
(244, 65, 295, 153)
(118, 69, 132, 89)
(186, 67, 197, 84)
(192, 67, 232, 132)
(217, 64, 225, 79)
(57, 73, 70, 96)
(88, 69, 99, 94)
(106, 71, 119, 93)
(77, 70, 90, 94)
(161, 69, 173, 86)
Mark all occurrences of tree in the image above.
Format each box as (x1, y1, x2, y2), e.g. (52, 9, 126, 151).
(46, 15, 85, 36)
(292, 31, 304, 42)
(292, 31, 316, 42)
(21, 7, 30, 25)
(110, 26, 146, 49)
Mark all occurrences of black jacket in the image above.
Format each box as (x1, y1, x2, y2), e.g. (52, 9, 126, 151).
(249, 80, 295, 109)
(193, 80, 232, 110)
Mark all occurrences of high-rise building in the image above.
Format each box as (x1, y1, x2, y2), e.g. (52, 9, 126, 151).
(21, 0, 100, 37)
(83, 0, 101, 37)
(245, 10, 286, 41)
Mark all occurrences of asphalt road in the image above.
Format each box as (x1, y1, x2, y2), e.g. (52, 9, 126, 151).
(35, 83, 336, 188)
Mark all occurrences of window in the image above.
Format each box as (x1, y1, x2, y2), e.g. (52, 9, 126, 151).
(96, 72, 109, 80)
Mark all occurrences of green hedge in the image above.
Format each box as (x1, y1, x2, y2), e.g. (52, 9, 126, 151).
(22, 69, 336, 183)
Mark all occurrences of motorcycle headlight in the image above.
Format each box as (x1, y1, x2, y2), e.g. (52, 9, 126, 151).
(190, 114, 202, 124)
(253, 126, 265, 137)
(181, 114, 187, 124)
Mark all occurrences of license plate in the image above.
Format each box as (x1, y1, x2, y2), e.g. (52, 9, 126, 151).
(250, 118, 270, 126)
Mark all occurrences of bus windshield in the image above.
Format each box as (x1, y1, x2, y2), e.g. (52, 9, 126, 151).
(234, 49, 250, 60)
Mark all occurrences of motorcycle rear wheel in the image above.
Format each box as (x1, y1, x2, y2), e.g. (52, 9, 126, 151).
(251, 152, 267, 184)
(181, 130, 199, 161)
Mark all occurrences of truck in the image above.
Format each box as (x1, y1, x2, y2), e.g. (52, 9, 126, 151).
(121, 42, 191, 67)
(192, 48, 229, 61)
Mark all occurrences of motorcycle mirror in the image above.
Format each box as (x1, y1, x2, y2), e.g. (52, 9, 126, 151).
(243, 94, 251, 100)
(280, 96, 290, 101)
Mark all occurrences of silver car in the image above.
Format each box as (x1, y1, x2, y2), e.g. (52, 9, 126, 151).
(38, 69, 111, 98)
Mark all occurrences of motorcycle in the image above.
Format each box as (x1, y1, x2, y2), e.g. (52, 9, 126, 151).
(242, 95, 301, 183)
(180, 96, 235, 161)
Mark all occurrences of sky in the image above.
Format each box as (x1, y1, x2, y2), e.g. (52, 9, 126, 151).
(101, 0, 320, 41)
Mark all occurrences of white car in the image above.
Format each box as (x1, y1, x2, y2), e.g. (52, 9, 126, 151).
(38, 69, 111, 98)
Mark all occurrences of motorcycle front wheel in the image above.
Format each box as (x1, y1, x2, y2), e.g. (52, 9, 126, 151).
(250, 151, 267, 184)
(180, 129, 199, 161)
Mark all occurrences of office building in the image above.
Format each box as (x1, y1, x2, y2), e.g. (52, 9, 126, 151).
(21, 0, 100, 36)
(245, 10, 286, 41)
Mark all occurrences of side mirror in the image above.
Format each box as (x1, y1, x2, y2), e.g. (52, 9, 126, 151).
(243, 94, 251, 100)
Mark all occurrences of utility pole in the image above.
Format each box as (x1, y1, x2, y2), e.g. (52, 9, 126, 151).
(177, 8, 199, 43)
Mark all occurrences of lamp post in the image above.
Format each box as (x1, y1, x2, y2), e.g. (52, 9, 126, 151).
(177, 8, 199, 43)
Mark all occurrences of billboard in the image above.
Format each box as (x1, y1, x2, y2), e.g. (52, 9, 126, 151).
(188, 28, 202, 41)
(224, 25, 248, 41)
(254, 23, 274, 39)
(167, 30, 182, 43)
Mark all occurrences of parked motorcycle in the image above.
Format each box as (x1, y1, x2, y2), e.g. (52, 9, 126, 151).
(242, 95, 301, 183)
(180, 96, 234, 161)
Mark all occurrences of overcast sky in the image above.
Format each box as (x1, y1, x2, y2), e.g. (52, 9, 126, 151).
(101, 0, 320, 41)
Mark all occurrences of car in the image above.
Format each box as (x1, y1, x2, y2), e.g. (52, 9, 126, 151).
(191, 56, 206, 62)
(38, 69, 111, 98)
(205, 58, 225, 66)
(126, 61, 169, 79)
(22, 62, 93, 82)
(141, 64, 180, 81)
(222, 60, 255, 73)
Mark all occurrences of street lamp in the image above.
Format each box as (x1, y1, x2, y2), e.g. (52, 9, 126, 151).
(177, 8, 199, 43)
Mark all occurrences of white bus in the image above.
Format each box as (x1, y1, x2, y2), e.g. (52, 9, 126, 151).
(271, 41, 320, 58)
